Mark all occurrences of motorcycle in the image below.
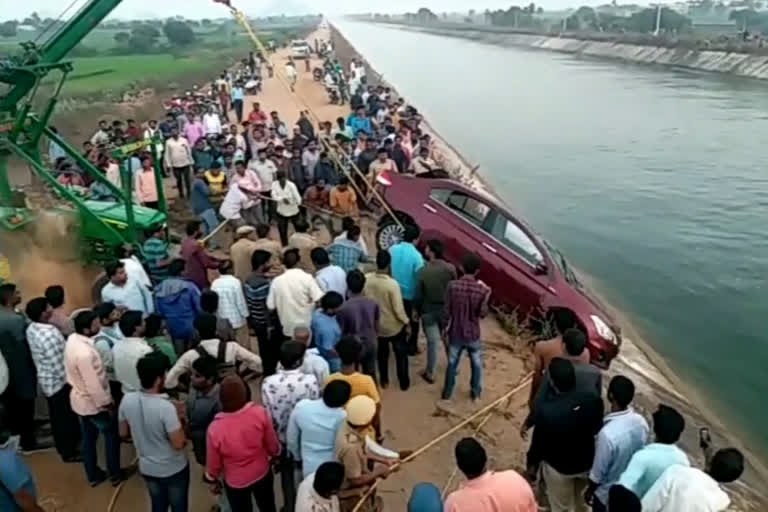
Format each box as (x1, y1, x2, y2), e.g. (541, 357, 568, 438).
(245, 78, 261, 95)
(326, 85, 341, 105)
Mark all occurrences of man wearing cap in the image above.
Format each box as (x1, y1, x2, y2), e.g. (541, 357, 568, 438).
(335, 395, 399, 512)
(230, 225, 259, 282)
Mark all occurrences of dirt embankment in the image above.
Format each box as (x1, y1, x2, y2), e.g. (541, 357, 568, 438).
(330, 22, 768, 511)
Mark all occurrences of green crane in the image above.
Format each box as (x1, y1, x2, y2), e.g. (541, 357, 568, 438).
(0, 0, 167, 264)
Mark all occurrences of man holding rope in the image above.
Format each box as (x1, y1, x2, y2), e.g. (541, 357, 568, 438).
(335, 395, 401, 512)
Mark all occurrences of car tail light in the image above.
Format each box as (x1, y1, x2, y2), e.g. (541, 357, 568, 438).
(376, 172, 393, 186)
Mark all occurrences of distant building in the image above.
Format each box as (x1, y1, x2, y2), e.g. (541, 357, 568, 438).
(596, 3, 644, 17)
(17, 24, 37, 31)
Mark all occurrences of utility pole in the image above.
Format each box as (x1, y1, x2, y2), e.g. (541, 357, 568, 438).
(653, 4, 662, 36)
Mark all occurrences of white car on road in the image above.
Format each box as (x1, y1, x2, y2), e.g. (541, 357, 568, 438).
(291, 40, 312, 59)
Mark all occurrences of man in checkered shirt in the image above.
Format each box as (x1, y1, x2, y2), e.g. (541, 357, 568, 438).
(327, 224, 371, 273)
(25, 297, 81, 462)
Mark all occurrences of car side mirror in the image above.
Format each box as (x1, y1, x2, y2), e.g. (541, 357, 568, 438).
(534, 262, 548, 275)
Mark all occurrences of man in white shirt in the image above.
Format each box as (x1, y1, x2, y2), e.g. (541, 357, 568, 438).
(295, 462, 344, 512)
(248, 148, 276, 192)
(117, 245, 152, 290)
(202, 108, 222, 137)
(112, 311, 152, 393)
(164, 313, 262, 388)
(262, 341, 320, 511)
(101, 261, 154, 314)
(301, 140, 320, 183)
(267, 248, 324, 339)
(271, 170, 303, 247)
(163, 127, 194, 198)
(210, 260, 250, 350)
(642, 448, 744, 512)
(289, 325, 330, 385)
(285, 59, 298, 90)
(229, 159, 264, 226)
(219, 183, 250, 228)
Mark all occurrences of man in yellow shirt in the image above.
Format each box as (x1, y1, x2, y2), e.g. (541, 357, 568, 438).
(329, 177, 359, 217)
(326, 336, 381, 441)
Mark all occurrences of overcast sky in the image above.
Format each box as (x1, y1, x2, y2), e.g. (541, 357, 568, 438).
(5, 0, 598, 21)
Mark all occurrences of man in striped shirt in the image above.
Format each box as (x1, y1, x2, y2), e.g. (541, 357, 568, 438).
(244, 250, 277, 375)
(142, 225, 170, 284)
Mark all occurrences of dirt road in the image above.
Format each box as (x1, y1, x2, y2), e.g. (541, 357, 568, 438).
(26, 28, 535, 512)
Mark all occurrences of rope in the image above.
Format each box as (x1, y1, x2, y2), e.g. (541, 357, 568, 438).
(440, 382, 522, 498)
(106, 457, 139, 512)
(350, 373, 533, 512)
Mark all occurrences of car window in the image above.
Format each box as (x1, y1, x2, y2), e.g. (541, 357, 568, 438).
(431, 188, 490, 227)
(489, 214, 543, 266)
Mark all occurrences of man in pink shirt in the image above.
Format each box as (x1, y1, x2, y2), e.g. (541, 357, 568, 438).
(445, 438, 537, 512)
(184, 114, 205, 149)
(206, 375, 281, 511)
(64, 310, 128, 487)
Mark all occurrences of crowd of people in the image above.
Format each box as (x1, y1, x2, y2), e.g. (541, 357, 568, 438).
(0, 35, 747, 512)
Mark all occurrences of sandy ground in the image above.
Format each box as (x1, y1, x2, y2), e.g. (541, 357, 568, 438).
(21, 28, 537, 512)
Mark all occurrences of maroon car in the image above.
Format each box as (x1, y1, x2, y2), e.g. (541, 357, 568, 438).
(375, 171, 621, 367)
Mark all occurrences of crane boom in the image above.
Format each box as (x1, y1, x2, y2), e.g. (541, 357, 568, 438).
(0, 0, 123, 113)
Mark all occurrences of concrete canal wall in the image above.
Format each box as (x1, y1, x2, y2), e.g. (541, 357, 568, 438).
(384, 23, 768, 80)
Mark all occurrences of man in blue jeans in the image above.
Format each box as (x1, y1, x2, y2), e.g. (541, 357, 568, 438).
(441, 253, 491, 402)
(190, 166, 221, 250)
(415, 239, 456, 384)
(0, 403, 45, 512)
(65, 311, 130, 487)
(120, 352, 189, 512)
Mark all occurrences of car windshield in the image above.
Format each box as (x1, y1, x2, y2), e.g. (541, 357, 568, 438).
(542, 239, 580, 287)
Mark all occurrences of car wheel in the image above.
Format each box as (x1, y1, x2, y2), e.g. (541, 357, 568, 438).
(376, 218, 404, 251)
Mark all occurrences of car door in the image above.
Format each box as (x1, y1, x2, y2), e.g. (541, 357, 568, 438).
(423, 187, 493, 269)
(481, 210, 551, 315)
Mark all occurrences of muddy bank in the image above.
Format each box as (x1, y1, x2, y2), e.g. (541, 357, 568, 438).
(331, 22, 768, 510)
(367, 22, 768, 81)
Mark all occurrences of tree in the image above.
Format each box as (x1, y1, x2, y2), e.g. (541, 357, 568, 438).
(416, 7, 439, 23)
(128, 24, 160, 53)
(729, 8, 760, 29)
(0, 21, 18, 38)
(113, 31, 130, 45)
(163, 19, 196, 46)
(537, 6, 544, 14)
(201, 18, 212, 26)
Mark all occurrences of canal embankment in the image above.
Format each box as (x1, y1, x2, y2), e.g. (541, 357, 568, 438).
(365, 21, 768, 80)
(330, 20, 768, 510)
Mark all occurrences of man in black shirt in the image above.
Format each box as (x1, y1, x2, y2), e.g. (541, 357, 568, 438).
(526, 358, 603, 512)
(356, 139, 378, 176)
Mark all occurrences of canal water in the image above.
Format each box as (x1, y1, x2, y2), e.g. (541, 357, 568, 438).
(334, 20, 768, 462)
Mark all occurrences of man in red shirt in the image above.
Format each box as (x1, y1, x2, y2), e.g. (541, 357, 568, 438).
(248, 102, 268, 124)
(180, 220, 220, 290)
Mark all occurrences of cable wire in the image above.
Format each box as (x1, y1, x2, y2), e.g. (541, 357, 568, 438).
(35, 0, 87, 45)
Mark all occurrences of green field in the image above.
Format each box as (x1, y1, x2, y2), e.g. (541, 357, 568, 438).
(58, 52, 227, 95)
(2, 22, 311, 100)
